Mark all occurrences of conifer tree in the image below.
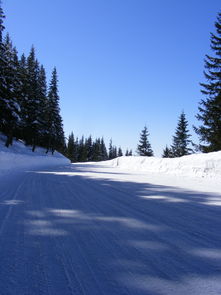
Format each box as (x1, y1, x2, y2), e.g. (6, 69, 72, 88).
(195, 12, 221, 152)
(171, 112, 192, 157)
(112, 146, 117, 159)
(137, 126, 153, 156)
(1, 34, 20, 146)
(162, 145, 173, 158)
(46, 67, 65, 153)
(22, 46, 41, 151)
(67, 132, 75, 162)
(100, 137, 108, 160)
(118, 147, 123, 157)
(108, 139, 113, 159)
(78, 136, 87, 162)
(86, 135, 93, 161)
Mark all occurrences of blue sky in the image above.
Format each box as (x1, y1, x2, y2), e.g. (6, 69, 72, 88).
(3, 0, 221, 156)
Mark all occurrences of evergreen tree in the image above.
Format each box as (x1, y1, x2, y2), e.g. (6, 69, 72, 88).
(112, 146, 117, 159)
(137, 126, 153, 156)
(0, 34, 20, 146)
(0, 2, 4, 44)
(118, 147, 123, 157)
(66, 132, 75, 162)
(22, 46, 41, 151)
(195, 12, 221, 152)
(128, 149, 133, 156)
(100, 137, 108, 160)
(78, 136, 87, 162)
(37, 64, 48, 147)
(171, 112, 192, 157)
(162, 145, 173, 158)
(86, 135, 93, 161)
(46, 67, 65, 153)
(108, 139, 114, 159)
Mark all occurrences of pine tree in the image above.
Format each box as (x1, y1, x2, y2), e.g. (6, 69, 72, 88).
(1, 34, 20, 146)
(112, 146, 117, 159)
(22, 46, 41, 151)
(118, 147, 123, 157)
(128, 149, 133, 156)
(100, 137, 108, 160)
(66, 132, 75, 162)
(46, 67, 65, 153)
(162, 145, 173, 158)
(108, 139, 113, 159)
(137, 126, 153, 156)
(37, 64, 48, 147)
(195, 12, 221, 152)
(86, 135, 93, 161)
(171, 112, 192, 157)
(78, 136, 87, 162)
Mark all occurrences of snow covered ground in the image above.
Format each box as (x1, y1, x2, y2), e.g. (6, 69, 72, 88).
(0, 145, 221, 294)
(0, 134, 70, 174)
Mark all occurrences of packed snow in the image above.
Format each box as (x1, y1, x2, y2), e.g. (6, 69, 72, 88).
(0, 139, 221, 294)
(0, 134, 70, 174)
(110, 152, 221, 180)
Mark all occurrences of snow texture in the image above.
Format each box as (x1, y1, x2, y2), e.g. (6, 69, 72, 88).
(110, 152, 221, 180)
(0, 134, 70, 174)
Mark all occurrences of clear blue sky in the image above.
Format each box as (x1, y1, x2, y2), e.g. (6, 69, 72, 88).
(3, 0, 221, 156)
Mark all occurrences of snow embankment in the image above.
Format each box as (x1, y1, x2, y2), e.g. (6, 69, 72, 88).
(0, 136, 70, 174)
(110, 152, 221, 179)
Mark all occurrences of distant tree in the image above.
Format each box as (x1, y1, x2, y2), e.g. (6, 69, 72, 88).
(162, 145, 173, 158)
(100, 137, 108, 160)
(66, 132, 75, 162)
(112, 146, 117, 159)
(118, 147, 123, 157)
(78, 136, 87, 162)
(108, 139, 114, 159)
(137, 126, 153, 156)
(85, 135, 93, 161)
(171, 111, 192, 157)
(128, 149, 133, 156)
(194, 12, 221, 152)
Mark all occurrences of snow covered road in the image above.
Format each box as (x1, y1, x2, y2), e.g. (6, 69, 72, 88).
(0, 162, 221, 295)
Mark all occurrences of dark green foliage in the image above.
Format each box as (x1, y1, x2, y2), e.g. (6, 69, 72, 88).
(46, 67, 65, 153)
(162, 145, 173, 158)
(118, 147, 123, 157)
(66, 132, 75, 162)
(195, 12, 221, 152)
(66, 135, 117, 162)
(171, 112, 192, 157)
(125, 149, 132, 156)
(0, 33, 20, 147)
(108, 139, 118, 160)
(137, 126, 153, 156)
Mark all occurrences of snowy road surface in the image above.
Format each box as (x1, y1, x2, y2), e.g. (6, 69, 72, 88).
(0, 162, 221, 295)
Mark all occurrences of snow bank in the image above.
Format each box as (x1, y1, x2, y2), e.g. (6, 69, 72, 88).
(109, 152, 221, 179)
(0, 135, 70, 174)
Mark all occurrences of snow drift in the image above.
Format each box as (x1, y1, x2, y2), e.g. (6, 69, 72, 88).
(0, 135, 70, 174)
(110, 152, 221, 179)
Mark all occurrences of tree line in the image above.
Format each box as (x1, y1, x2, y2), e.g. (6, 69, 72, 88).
(66, 133, 132, 162)
(0, 5, 65, 153)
